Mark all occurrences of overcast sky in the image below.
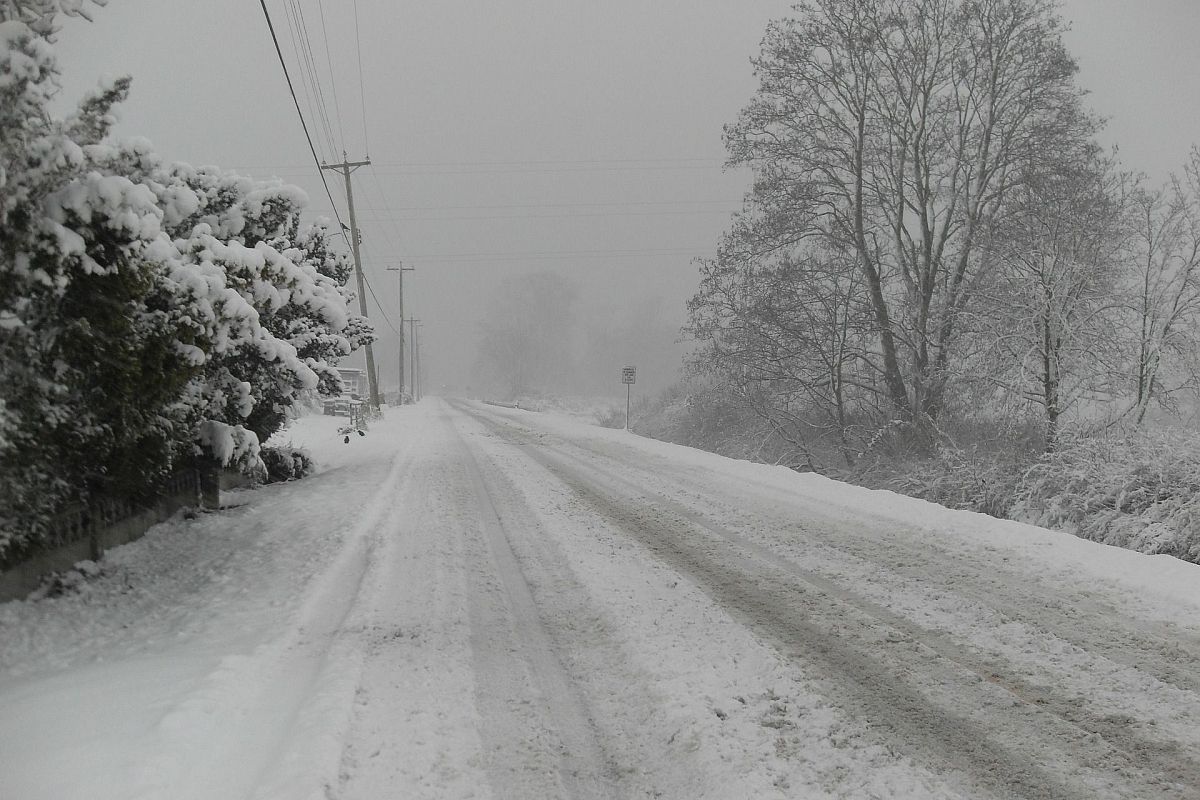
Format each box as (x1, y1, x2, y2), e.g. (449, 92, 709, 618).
(53, 0, 1200, 396)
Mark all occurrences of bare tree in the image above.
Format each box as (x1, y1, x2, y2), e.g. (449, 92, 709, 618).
(1125, 150, 1200, 424)
(975, 147, 1129, 448)
(689, 208, 880, 467)
(722, 0, 1096, 435)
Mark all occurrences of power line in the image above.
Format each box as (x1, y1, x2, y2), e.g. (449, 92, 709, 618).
(368, 157, 724, 167)
(361, 272, 403, 336)
(353, 0, 369, 157)
(236, 165, 734, 177)
(228, 156, 733, 172)
(313, 198, 741, 212)
(315, 0, 347, 152)
(292, 0, 336, 151)
(257, 0, 349, 247)
(281, 1, 323, 156)
(286, 0, 338, 155)
(366, 165, 733, 176)
(400, 247, 705, 263)
(366, 166, 408, 250)
(324, 208, 738, 223)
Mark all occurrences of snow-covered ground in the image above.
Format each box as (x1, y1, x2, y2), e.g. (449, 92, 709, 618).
(2, 398, 1199, 799)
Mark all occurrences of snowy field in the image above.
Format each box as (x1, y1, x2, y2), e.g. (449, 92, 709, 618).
(2, 399, 1199, 799)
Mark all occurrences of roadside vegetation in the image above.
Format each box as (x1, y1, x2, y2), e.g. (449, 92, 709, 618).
(648, 0, 1200, 563)
(0, 1, 371, 562)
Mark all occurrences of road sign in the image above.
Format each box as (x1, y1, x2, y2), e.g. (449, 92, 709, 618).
(621, 366, 637, 431)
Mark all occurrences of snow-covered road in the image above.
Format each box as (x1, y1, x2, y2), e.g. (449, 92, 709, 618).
(2, 399, 1199, 799)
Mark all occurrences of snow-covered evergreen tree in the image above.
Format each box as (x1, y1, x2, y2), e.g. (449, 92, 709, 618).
(0, 2, 371, 561)
(0, 16, 194, 557)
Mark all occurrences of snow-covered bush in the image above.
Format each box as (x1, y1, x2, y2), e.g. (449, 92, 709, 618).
(891, 429, 1200, 563)
(596, 405, 625, 429)
(0, 4, 370, 562)
(98, 151, 374, 463)
(890, 446, 1026, 519)
(259, 445, 314, 483)
(633, 380, 809, 468)
(0, 20, 196, 554)
(1013, 432, 1200, 562)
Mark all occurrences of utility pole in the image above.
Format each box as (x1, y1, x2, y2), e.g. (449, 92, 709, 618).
(415, 321, 424, 400)
(321, 153, 380, 410)
(408, 318, 421, 401)
(385, 264, 414, 402)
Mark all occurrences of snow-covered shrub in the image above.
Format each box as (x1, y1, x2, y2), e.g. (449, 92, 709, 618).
(890, 445, 1026, 519)
(170, 176, 373, 455)
(0, 4, 371, 562)
(0, 20, 197, 554)
(259, 445, 314, 483)
(1013, 431, 1200, 562)
(634, 380, 808, 467)
(596, 406, 625, 429)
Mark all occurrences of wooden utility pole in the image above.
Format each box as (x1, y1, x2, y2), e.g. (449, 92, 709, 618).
(321, 153, 380, 410)
(408, 318, 421, 401)
(385, 264, 414, 402)
(415, 321, 424, 400)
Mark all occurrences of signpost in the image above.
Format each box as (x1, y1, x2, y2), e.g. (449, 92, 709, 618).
(622, 365, 636, 430)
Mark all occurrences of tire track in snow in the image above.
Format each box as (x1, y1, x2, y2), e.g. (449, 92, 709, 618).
(512, 417, 1200, 761)
(450, 414, 624, 800)
(465, 404, 1200, 720)
(132, 440, 417, 800)
(332, 409, 496, 800)
(571, 428, 1200, 685)
(246, 439, 419, 800)
(643, 460, 1200, 693)
(457, 402, 1200, 800)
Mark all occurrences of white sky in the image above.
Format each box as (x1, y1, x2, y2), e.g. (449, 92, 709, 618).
(52, 0, 1200, 395)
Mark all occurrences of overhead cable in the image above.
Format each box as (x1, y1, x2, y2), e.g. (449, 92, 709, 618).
(354, 0, 369, 157)
(257, 0, 350, 247)
(290, 0, 339, 155)
(361, 273, 403, 336)
(315, 0, 347, 152)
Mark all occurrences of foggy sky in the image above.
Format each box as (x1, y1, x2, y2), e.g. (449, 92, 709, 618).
(52, 0, 1200, 398)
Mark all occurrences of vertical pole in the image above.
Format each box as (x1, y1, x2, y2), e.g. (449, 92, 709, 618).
(626, 383, 631, 431)
(409, 318, 417, 402)
(323, 156, 380, 411)
(386, 265, 412, 403)
(398, 268, 408, 402)
(342, 165, 379, 410)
